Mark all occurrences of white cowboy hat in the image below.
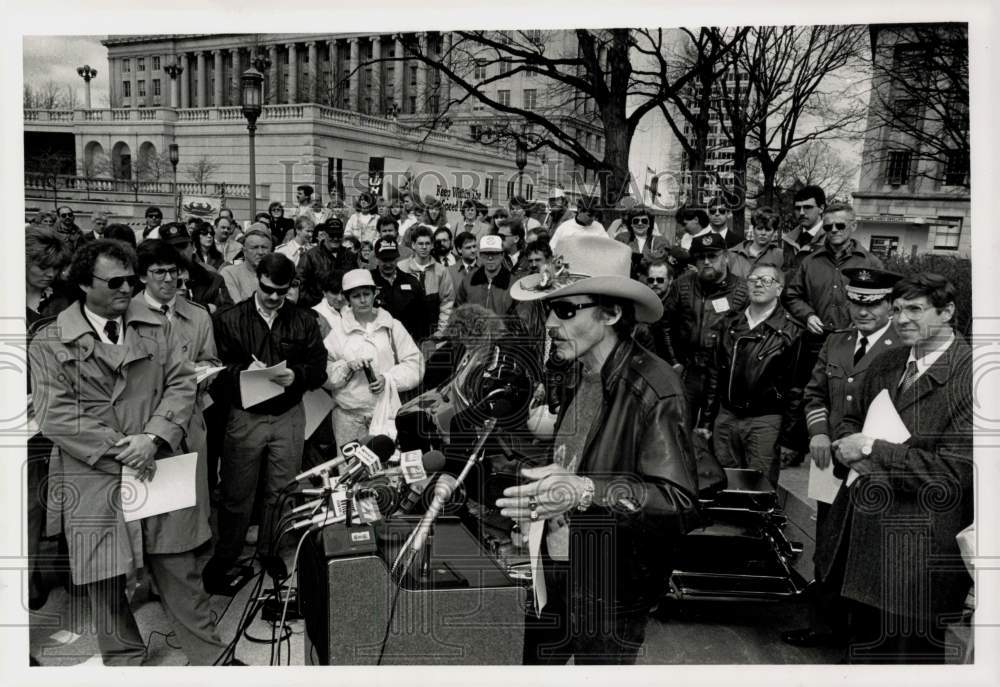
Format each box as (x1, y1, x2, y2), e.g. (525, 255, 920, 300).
(511, 234, 663, 323)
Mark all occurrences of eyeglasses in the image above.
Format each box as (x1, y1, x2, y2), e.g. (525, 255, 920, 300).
(148, 267, 180, 279)
(258, 281, 291, 296)
(92, 274, 140, 290)
(147, 215, 162, 220)
(822, 222, 850, 232)
(647, 277, 667, 284)
(708, 208, 727, 215)
(545, 300, 600, 320)
(632, 217, 650, 225)
(747, 276, 780, 288)
(892, 304, 933, 320)
(59, 212, 74, 218)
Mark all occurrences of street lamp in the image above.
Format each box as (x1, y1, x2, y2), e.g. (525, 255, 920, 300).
(240, 66, 264, 218)
(515, 135, 528, 198)
(168, 143, 180, 221)
(164, 62, 184, 108)
(76, 65, 98, 109)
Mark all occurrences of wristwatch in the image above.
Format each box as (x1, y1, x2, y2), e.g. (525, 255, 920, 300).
(861, 436, 875, 456)
(577, 476, 596, 512)
(145, 433, 166, 450)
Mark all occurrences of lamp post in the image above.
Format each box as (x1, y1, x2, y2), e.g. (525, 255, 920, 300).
(515, 135, 527, 198)
(76, 65, 98, 109)
(168, 143, 180, 220)
(240, 66, 264, 218)
(164, 62, 183, 109)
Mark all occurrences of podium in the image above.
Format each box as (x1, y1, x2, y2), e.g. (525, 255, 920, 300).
(298, 516, 527, 665)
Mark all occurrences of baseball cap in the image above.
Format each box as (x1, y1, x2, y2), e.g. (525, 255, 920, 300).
(160, 223, 191, 246)
(373, 238, 400, 259)
(479, 235, 503, 253)
(689, 232, 727, 256)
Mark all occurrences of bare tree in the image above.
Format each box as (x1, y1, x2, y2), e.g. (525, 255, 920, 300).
(358, 29, 746, 221)
(863, 23, 969, 189)
(185, 155, 220, 185)
(80, 150, 113, 200)
(23, 82, 78, 109)
(777, 140, 858, 202)
(135, 149, 172, 183)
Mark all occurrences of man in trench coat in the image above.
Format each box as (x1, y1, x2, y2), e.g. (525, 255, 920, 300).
(29, 240, 230, 666)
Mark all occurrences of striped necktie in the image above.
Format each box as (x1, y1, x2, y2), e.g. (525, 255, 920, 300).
(899, 360, 919, 395)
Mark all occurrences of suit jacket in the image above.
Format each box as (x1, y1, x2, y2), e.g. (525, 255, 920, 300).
(815, 335, 973, 620)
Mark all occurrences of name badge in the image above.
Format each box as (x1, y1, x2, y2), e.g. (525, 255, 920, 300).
(711, 297, 730, 314)
(400, 284, 412, 291)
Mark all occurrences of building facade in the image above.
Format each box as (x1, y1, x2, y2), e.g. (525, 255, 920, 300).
(851, 24, 971, 258)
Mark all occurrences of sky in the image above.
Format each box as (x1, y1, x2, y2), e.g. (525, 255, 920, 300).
(23, 35, 109, 105)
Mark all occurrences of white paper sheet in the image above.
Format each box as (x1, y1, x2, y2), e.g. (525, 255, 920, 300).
(846, 388, 912, 486)
(239, 360, 287, 408)
(528, 519, 547, 615)
(302, 387, 335, 439)
(195, 364, 226, 384)
(121, 452, 198, 522)
(807, 459, 842, 504)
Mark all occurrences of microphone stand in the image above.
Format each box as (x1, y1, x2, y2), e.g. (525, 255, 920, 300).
(392, 416, 499, 583)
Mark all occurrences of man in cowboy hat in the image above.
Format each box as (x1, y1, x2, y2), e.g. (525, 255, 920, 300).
(497, 234, 700, 665)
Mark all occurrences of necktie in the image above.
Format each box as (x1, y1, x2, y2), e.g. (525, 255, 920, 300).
(103, 320, 119, 344)
(797, 230, 813, 247)
(899, 360, 919, 395)
(853, 336, 868, 365)
(160, 304, 170, 317)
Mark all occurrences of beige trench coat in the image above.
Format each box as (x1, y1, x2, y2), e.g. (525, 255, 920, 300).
(28, 300, 199, 585)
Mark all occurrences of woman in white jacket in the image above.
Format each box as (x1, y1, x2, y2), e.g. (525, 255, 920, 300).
(324, 269, 424, 452)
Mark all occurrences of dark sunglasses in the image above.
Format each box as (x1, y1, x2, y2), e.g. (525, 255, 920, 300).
(545, 300, 600, 320)
(147, 214, 162, 220)
(258, 281, 291, 296)
(822, 222, 849, 232)
(708, 208, 727, 215)
(631, 217, 650, 225)
(59, 212, 74, 218)
(93, 274, 140, 290)
(647, 276, 667, 284)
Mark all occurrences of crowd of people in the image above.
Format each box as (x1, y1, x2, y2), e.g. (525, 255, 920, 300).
(25, 181, 972, 666)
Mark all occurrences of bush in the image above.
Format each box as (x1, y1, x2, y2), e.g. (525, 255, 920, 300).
(882, 253, 972, 336)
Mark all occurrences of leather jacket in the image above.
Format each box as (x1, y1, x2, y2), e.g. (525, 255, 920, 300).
(553, 337, 701, 609)
(701, 304, 805, 441)
(662, 270, 749, 368)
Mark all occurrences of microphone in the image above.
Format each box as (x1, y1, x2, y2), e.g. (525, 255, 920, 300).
(292, 434, 396, 484)
(409, 474, 459, 554)
(294, 455, 348, 483)
(288, 507, 346, 531)
(379, 450, 446, 484)
(364, 450, 447, 516)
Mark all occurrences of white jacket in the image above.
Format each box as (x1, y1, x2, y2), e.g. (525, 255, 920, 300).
(323, 307, 424, 412)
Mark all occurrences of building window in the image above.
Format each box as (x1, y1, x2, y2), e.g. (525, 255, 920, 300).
(943, 150, 969, 186)
(470, 125, 482, 140)
(932, 218, 963, 250)
(122, 81, 131, 97)
(152, 79, 161, 96)
(472, 99, 485, 112)
(137, 57, 145, 72)
(137, 80, 146, 97)
(526, 183, 534, 200)
(429, 95, 439, 114)
(152, 56, 160, 71)
(474, 60, 487, 81)
(524, 30, 542, 43)
(869, 235, 900, 260)
(409, 65, 418, 86)
(885, 150, 912, 185)
(484, 177, 494, 199)
(497, 31, 513, 45)
(498, 57, 512, 74)
(122, 58, 130, 73)
(498, 89, 510, 107)
(523, 89, 537, 110)
(506, 180, 515, 200)
(364, 97, 372, 113)
(408, 95, 416, 113)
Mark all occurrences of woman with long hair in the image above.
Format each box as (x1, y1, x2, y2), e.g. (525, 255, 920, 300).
(421, 195, 451, 231)
(615, 206, 669, 270)
(346, 192, 380, 244)
(192, 220, 226, 271)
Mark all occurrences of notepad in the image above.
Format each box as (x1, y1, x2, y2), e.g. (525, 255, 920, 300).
(847, 388, 912, 486)
(121, 452, 198, 522)
(239, 360, 287, 408)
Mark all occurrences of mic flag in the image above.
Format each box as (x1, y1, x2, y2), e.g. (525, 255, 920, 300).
(398, 449, 429, 484)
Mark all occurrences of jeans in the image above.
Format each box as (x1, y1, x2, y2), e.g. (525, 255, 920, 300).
(712, 406, 782, 485)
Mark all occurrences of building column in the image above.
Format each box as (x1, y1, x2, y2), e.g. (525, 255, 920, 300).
(348, 38, 360, 112)
(196, 51, 207, 107)
(268, 45, 279, 104)
(212, 49, 223, 106)
(369, 36, 382, 114)
(442, 33, 453, 106)
(130, 57, 138, 109)
(394, 36, 404, 112)
(306, 41, 318, 103)
(180, 53, 190, 108)
(287, 43, 298, 103)
(327, 39, 338, 107)
(416, 32, 428, 114)
(231, 47, 241, 106)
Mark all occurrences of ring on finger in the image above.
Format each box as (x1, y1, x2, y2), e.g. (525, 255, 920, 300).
(529, 508, 539, 522)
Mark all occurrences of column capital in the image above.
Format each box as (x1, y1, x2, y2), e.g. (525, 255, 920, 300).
(285, 43, 297, 50)
(305, 40, 316, 47)
(230, 47, 240, 54)
(211, 48, 221, 56)
(348, 37, 359, 45)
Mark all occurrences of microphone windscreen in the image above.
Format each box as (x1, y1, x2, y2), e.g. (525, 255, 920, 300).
(361, 434, 397, 462)
(421, 450, 446, 473)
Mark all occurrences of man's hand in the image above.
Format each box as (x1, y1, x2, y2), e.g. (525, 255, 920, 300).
(271, 368, 296, 388)
(693, 427, 712, 440)
(806, 314, 825, 335)
(347, 359, 366, 372)
(778, 446, 801, 467)
(114, 434, 158, 482)
(671, 363, 684, 375)
(809, 434, 833, 469)
(496, 464, 588, 521)
(832, 433, 869, 463)
(368, 374, 386, 395)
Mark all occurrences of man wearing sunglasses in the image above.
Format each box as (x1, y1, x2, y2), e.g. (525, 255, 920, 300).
(500, 234, 699, 665)
(704, 198, 745, 248)
(142, 206, 164, 240)
(697, 265, 805, 487)
(54, 205, 86, 253)
(28, 240, 239, 665)
(204, 253, 328, 595)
